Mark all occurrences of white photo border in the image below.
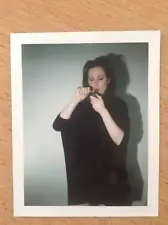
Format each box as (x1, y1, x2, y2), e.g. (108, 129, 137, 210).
(10, 30, 161, 217)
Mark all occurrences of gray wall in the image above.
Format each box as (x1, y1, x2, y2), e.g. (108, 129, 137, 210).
(22, 43, 148, 206)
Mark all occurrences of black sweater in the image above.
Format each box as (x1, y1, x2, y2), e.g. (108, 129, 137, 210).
(53, 95, 130, 205)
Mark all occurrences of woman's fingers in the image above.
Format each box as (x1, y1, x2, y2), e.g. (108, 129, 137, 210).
(84, 88, 87, 95)
(96, 94, 102, 99)
(90, 96, 97, 104)
(77, 87, 89, 100)
(75, 87, 91, 102)
(78, 87, 82, 95)
(81, 87, 90, 96)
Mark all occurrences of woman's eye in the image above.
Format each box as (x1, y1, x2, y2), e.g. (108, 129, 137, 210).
(98, 77, 103, 80)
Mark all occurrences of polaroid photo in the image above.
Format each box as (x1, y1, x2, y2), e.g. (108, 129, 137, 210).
(10, 30, 160, 217)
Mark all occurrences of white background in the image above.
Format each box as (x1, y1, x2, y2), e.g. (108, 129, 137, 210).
(22, 43, 148, 206)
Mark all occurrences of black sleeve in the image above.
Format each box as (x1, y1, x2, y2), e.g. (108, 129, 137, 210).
(52, 113, 69, 131)
(52, 103, 83, 132)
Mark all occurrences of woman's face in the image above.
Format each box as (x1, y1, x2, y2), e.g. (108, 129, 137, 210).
(88, 66, 109, 95)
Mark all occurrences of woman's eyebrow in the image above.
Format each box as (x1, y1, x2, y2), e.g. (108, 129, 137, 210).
(97, 74, 104, 78)
(88, 74, 104, 79)
(88, 76, 94, 79)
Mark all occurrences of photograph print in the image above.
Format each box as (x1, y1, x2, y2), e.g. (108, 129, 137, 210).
(10, 31, 160, 217)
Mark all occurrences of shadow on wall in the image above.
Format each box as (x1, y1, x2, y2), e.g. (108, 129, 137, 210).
(105, 53, 145, 204)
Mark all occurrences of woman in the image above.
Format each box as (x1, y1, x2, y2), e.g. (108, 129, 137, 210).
(52, 56, 131, 206)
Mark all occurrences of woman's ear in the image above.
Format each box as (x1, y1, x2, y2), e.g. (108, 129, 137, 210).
(108, 79, 110, 84)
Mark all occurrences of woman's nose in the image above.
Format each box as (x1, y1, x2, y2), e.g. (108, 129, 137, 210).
(92, 82, 98, 91)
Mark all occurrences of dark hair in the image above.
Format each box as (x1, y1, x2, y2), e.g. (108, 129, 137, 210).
(82, 55, 116, 95)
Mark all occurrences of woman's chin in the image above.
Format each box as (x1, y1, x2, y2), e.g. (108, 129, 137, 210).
(98, 91, 105, 96)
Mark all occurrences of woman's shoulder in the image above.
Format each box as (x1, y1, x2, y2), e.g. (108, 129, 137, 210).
(113, 96, 128, 109)
(71, 99, 91, 118)
(107, 96, 130, 130)
(106, 95, 128, 113)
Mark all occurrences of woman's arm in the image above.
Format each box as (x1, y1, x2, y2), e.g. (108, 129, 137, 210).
(60, 99, 79, 119)
(60, 87, 91, 119)
(99, 107, 124, 146)
(52, 100, 79, 131)
(90, 95, 126, 146)
(53, 87, 90, 131)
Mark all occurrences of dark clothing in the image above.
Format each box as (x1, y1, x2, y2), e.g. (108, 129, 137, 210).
(53, 95, 131, 206)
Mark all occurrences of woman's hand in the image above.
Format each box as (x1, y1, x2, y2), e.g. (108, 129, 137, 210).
(72, 87, 91, 104)
(90, 94, 106, 114)
(59, 87, 90, 120)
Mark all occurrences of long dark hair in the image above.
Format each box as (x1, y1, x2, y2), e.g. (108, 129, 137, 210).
(82, 55, 116, 99)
